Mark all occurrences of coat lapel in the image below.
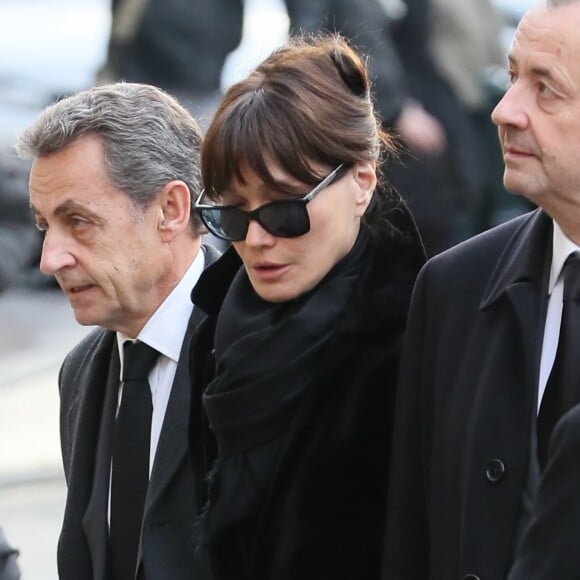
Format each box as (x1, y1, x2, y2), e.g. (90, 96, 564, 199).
(146, 243, 222, 510)
(145, 310, 202, 509)
(81, 349, 120, 580)
(481, 209, 552, 398)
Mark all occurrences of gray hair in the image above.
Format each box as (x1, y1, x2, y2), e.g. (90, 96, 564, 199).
(16, 82, 204, 234)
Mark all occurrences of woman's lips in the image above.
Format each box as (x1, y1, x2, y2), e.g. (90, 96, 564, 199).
(251, 263, 288, 280)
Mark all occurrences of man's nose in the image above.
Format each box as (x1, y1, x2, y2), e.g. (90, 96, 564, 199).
(39, 230, 76, 275)
(491, 83, 529, 131)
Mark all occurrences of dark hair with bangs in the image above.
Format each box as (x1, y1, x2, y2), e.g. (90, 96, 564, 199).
(201, 34, 399, 226)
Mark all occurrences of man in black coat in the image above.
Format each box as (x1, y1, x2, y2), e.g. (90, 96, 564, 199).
(382, 0, 580, 578)
(16, 82, 215, 580)
(507, 403, 580, 580)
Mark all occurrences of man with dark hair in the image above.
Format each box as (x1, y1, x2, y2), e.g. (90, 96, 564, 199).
(383, 0, 580, 578)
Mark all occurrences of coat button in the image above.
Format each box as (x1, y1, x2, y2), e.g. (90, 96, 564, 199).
(486, 458, 505, 483)
(463, 575, 481, 580)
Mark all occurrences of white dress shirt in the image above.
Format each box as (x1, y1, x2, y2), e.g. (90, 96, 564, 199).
(114, 247, 204, 468)
(537, 221, 580, 413)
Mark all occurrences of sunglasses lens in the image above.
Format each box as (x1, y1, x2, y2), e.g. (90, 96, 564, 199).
(259, 201, 310, 237)
(198, 200, 311, 241)
(199, 207, 248, 241)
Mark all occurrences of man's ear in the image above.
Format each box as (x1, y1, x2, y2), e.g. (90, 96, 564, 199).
(352, 160, 377, 217)
(157, 180, 191, 242)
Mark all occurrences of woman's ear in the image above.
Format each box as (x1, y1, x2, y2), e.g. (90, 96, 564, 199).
(352, 160, 377, 217)
(157, 180, 191, 242)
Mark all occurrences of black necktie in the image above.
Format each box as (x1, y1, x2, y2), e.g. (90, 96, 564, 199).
(110, 340, 159, 580)
(537, 253, 580, 469)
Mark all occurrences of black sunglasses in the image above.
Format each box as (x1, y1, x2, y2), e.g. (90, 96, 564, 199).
(194, 164, 347, 241)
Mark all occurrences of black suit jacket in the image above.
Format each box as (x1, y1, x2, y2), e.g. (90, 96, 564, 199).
(508, 403, 580, 580)
(56, 244, 220, 580)
(383, 209, 552, 580)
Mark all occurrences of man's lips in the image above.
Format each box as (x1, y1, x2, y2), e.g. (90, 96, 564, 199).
(503, 145, 535, 158)
(59, 282, 96, 296)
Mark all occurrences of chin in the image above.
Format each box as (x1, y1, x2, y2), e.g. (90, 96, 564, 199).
(249, 278, 304, 303)
(504, 174, 539, 200)
(72, 314, 97, 327)
(253, 287, 298, 303)
(71, 307, 101, 328)
(248, 270, 321, 303)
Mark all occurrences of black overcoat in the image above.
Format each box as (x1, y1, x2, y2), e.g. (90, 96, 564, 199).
(384, 209, 552, 580)
(508, 402, 580, 580)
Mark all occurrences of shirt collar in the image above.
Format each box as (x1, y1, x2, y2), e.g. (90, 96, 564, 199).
(548, 219, 580, 294)
(117, 249, 205, 362)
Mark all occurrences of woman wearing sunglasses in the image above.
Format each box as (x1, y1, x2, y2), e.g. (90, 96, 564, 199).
(189, 34, 425, 580)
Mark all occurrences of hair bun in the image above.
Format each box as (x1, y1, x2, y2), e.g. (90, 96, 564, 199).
(330, 42, 369, 99)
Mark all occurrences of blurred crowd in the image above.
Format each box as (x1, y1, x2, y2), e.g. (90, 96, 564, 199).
(0, 0, 530, 297)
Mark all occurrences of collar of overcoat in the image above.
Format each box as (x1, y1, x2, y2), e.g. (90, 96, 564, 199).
(481, 208, 552, 310)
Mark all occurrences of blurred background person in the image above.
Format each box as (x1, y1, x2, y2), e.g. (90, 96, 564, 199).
(0, 526, 20, 580)
(0, 156, 40, 294)
(388, 0, 494, 255)
(429, 0, 534, 240)
(96, 0, 244, 130)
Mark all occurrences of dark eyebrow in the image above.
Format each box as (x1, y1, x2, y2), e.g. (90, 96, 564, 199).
(508, 54, 569, 89)
(530, 65, 557, 81)
(32, 199, 105, 225)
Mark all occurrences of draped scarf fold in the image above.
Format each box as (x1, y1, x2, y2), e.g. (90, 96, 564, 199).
(201, 229, 368, 538)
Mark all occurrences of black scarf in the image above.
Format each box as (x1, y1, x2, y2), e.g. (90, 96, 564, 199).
(201, 229, 368, 538)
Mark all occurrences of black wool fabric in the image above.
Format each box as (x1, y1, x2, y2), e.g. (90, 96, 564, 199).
(201, 230, 368, 537)
(188, 187, 427, 580)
